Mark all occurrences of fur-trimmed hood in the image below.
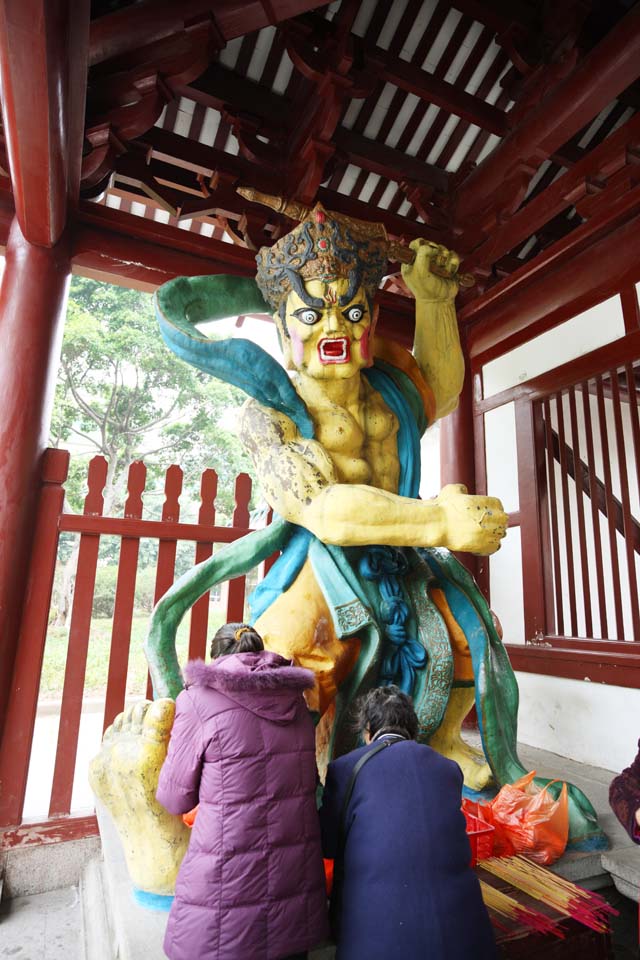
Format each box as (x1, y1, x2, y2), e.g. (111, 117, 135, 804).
(184, 651, 314, 724)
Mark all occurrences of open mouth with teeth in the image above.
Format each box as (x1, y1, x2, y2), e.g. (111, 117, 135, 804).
(318, 337, 350, 364)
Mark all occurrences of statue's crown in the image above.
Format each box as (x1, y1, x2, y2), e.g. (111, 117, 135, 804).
(239, 189, 390, 310)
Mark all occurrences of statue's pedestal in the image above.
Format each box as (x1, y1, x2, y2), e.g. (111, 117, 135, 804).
(86, 803, 335, 960)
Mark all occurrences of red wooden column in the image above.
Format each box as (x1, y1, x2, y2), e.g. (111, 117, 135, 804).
(0, 0, 89, 743)
(440, 367, 476, 494)
(440, 357, 479, 580)
(0, 222, 71, 740)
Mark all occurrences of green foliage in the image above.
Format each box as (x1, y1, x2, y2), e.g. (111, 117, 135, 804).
(50, 276, 255, 520)
(39, 614, 226, 699)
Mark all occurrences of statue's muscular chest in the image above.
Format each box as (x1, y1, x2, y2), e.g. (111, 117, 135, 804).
(307, 386, 400, 491)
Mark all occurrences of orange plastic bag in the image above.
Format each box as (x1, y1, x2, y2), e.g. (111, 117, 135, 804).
(484, 771, 569, 865)
(182, 804, 198, 828)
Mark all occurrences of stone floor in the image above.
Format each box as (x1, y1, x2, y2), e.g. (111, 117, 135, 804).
(0, 886, 81, 960)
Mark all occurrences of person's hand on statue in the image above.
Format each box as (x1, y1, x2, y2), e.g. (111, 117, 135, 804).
(401, 238, 460, 303)
(435, 483, 508, 555)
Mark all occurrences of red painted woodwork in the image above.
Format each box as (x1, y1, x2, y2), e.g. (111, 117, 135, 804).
(59, 514, 254, 544)
(50, 457, 108, 818)
(462, 112, 640, 273)
(580, 381, 609, 638)
(555, 392, 578, 635)
(456, 3, 640, 225)
(332, 128, 449, 194)
(542, 399, 564, 635)
(621, 285, 640, 333)
(475, 330, 640, 417)
(609, 369, 640, 640)
(0, 0, 89, 247)
(368, 47, 508, 137)
(471, 375, 491, 601)
(189, 469, 218, 662)
(103, 462, 147, 733)
(1, 815, 99, 848)
(226, 474, 252, 622)
(148, 465, 184, 698)
(0, 220, 71, 746)
(514, 400, 547, 642)
(440, 363, 479, 578)
(0, 453, 264, 828)
(567, 386, 593, 638)
(89, 1, 332, 67)
(506, 642, 640, 688)
(440, 367, 476, 492)
(0, 450, 69, 828)
(463, 196, 640, 362)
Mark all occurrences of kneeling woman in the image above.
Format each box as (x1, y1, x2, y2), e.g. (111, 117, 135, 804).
(320, 686, 497, 960)
(157, 623, 329, 960)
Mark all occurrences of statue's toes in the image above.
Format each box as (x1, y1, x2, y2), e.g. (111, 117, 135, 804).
(143, 698, 176, 743)
(130, 700, 152, 734)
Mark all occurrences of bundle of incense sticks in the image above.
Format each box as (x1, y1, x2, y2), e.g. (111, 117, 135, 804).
(479, 881, 563, 939)
(481, 856, 618, 934)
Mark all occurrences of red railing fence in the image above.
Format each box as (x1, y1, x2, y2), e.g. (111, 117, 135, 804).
(0, 450, 271, 833)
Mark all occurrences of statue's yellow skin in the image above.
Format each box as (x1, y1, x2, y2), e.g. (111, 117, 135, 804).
(245, 240, 508, 788)
(89, 242, 507, 899)
(89, 699, 189, 895)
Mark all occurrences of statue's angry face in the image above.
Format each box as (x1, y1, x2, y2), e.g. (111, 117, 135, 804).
(279, 278, 375, 379)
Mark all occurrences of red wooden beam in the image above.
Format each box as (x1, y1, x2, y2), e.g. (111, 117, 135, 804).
(333, 128, 449, 193)
(89, 0, 332, 67)
(506, 643, 640, 688)
(72, 203, 418, 346)
(474, 328, 640, 415)
(176, 63, 292, 131)
(456, 3, 640, 225)
(1, 815, 99, 847)
(0, 1, 90, 246)
(462, 187, 640, 361)
(444, 0, 536, 35)
(117, 137, 436, 241)
(368, 47, 509, 137)
(462, 112, 640, 270)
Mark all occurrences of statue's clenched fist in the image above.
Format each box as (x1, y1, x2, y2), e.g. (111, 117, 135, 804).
(401, 238, 460, 303)
(435, 483, 508, 555)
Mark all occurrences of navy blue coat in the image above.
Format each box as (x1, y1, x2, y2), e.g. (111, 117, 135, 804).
(319, 738, 498, 960)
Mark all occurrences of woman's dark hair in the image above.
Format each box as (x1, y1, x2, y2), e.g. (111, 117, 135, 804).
(210, 622, 264, 659)
(355, 685, 419, 741)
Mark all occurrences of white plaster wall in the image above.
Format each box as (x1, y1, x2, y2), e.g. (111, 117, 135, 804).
(482, 291, 639, 770)
(482, 295, 626, 397)
(515, 671, 640, 773)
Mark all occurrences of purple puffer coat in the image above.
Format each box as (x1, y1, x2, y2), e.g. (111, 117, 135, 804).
(156, 651, 329, 960)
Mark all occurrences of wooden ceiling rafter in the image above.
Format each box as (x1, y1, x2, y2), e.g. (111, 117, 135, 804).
(384, 13, 496, 219)
(88, 0, 334, 66)
(461, 110, 640, 274)
(455, 2, 640, 227)
(326, 0, 436, 201)
(48, 0, 640, 309)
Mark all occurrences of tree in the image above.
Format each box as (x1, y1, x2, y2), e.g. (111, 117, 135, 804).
(50, 277, 255, 624)
(50, 277, 252, 517)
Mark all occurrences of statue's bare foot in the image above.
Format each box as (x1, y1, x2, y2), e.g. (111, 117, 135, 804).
(427, 687, 494, 792)
(89, 699, 190, 896)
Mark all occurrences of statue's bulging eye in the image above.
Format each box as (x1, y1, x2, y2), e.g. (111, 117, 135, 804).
(293, 308, 321, 325)
(344, 305, 364, 323)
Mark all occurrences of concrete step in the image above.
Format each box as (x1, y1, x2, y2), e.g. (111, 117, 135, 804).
(80, 858, 116, 960)
(601, 848, 640, 904)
